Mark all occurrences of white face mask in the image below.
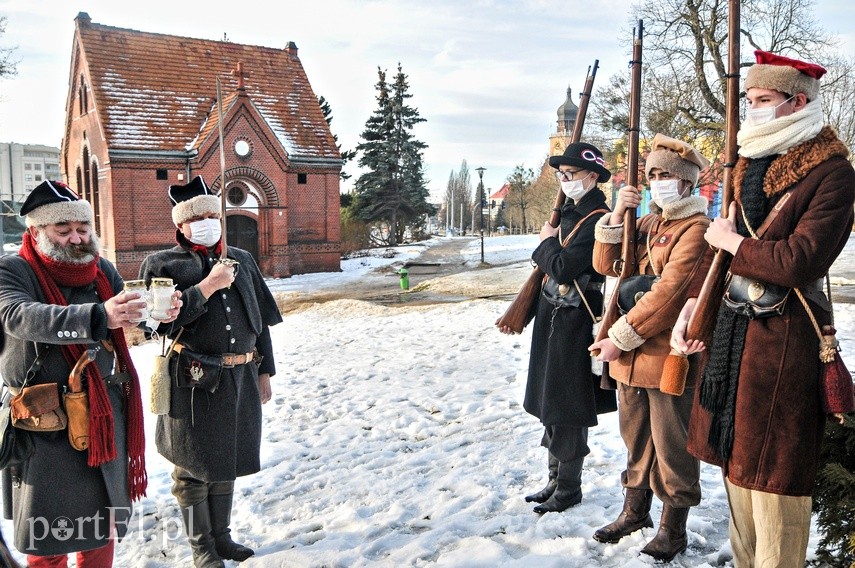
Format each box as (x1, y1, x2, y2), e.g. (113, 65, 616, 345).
(744, 95, 795, 127)
(649, 179, 683, 207)
(187, 218, 222, 247)
(561, 174, 594, 202)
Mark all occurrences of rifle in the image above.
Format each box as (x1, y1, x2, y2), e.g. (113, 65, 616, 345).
(592, 21, 643, 387)
(659, 0, 739, 393)
(494, 60, 599, 334)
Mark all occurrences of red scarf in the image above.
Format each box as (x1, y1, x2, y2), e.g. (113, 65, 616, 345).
(19, 231, 147, 501)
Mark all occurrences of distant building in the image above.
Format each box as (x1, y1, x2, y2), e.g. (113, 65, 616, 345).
(0, 143, 60, 245)
(548, 86, 578, 158)
(488, 184, 509, 219)
(62, 13, 342, 279)
(0, 143, 61, 201)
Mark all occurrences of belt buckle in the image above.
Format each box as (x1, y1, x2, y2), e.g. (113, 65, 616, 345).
(222, 354, 236, 368)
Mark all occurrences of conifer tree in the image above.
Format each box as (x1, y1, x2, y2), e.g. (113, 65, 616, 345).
(354, 64, 434, 245)
(813, 413, 855, 567)
(317, 95, 356, 181)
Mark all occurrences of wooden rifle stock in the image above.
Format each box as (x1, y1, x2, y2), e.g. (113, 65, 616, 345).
(685, 0, 740, 343)
(494, 60, 599, 334)
(593, 22, 643, 387)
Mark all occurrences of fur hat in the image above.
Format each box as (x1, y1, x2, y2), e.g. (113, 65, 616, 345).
(744, 50, 826, 102)
(644, 134, 710, 186)
(20, 180, 93, 228)
(548, 142, 612, 182)
(169, 176, 222, 225)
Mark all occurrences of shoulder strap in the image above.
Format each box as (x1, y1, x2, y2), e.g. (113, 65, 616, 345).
(740, 190, 794, 239)
(559, 209, 609, 247)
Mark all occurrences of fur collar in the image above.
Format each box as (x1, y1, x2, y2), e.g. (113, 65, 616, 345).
(650, 195, 709, 221)
(734, 126, 849, 199)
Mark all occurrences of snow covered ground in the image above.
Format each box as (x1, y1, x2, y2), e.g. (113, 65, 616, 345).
(3, 234, 854, 567)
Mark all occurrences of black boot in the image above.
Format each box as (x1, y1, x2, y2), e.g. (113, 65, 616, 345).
(640, 505, 689, 562)
(593, 488, 654, 543)
(209, 491, 255, 562)
(525, 453, 559, 503)
(179, 500, 225, 568)
(532, 456, 583, 514)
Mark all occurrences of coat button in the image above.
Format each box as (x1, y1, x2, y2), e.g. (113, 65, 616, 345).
(225, 325, 231, 331)
(226, 307, 231, 313)
(230, 338, 235, 344)
(57, 331, 63, 338)
(71, 331, 79, 338)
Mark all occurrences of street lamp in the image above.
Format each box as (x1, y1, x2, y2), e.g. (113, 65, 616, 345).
(475, 167, 486, 263)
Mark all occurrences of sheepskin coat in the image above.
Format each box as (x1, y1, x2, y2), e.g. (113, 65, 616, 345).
(593, 195, 713, 389)
(688, 126, 855, 496)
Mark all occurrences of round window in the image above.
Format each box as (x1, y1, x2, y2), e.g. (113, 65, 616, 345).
(227, 185, 247, 206)
(234, 140, 251, 157)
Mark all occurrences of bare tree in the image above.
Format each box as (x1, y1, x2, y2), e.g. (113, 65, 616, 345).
(0, 17, 18, 85)
(505, 165, 536, 234)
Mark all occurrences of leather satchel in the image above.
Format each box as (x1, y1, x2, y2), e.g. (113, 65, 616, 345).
(171, 345, 223, 393)
(0, 392, 34, 469)
(11, 383, 68, 432)
(542, 273, 588, 309)
(723, 272, 790, 319)
(617, 274, 660, 315)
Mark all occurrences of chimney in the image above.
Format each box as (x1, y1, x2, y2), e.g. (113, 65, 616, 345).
(286, 41, 299, 60)
(76, 12, 92, 25)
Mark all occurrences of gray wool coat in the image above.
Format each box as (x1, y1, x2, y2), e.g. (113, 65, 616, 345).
(0, 254, 132, 556)
(139, 243, 281, 482)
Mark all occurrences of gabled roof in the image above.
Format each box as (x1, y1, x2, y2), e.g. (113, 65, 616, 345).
(72, 13, 339, 160)
(490, 183, 510, 199)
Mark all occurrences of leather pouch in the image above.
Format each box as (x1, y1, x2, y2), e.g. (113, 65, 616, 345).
(723, 272, 790, 319)
(11, 384, 68, 432)
(171, 347, 223, 393)
(63, 391, 89, 451)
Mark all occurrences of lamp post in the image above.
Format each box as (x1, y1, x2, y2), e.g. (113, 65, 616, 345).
(475, 167, 486, 263)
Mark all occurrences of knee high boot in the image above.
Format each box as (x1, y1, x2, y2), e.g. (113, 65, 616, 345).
(532, 455, 583, 514)
(172, 469, 224, 568)
(593, 488, 654, 544)
(640, 505, 689, 562)
(524, 453, 559, 503)
(208, 490, 255, 562)
(179, 500, 225, 568)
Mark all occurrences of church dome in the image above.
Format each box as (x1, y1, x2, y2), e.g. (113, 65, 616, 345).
(556, 86, 578, 133)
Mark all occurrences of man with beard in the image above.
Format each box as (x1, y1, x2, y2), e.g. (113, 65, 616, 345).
(0, 180, 178, 566)
(672, 51, 855, 566)
(139, 176, 281, 568)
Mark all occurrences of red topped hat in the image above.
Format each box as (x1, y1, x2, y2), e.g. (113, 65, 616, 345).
(744, 50, 825, 101)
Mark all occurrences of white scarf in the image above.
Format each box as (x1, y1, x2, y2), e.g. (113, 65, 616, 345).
(736, 98, 825, 158)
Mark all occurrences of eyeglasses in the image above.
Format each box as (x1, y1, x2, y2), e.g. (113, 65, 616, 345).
(555, 170, 584, 182)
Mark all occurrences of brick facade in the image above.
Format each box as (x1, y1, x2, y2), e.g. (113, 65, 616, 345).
(61, 13, 342, 280)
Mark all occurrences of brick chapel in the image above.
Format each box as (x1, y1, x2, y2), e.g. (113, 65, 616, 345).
(61, 13, 342, 279)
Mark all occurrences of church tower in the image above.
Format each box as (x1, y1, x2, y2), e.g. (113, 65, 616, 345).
(549, 85, 578, 157)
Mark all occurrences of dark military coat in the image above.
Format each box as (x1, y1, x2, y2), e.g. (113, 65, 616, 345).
(139, 243, 281, 482)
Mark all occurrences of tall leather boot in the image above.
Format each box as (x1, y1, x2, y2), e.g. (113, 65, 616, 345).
(640, 505, 689, 561)
(209, 490, 255, 562)
(179, 500, 225, 568)
(524, 453, 559, 503)
(593, 488, 654, 543)
(532, 456, 583, 514)
(173, 468, 224, 568)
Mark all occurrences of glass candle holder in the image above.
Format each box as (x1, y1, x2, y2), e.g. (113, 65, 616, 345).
(123, 279, 151, 322)
(150, 277, 175, 320)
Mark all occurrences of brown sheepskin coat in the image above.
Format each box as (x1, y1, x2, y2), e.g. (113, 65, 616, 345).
(688, 127, 855, 496)
(593, 195, 713, 389)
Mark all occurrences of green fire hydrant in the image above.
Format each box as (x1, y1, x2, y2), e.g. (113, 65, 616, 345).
(398, 267, 409, 290)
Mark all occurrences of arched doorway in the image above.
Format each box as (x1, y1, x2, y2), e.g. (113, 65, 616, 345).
(226, 215, 258, 262)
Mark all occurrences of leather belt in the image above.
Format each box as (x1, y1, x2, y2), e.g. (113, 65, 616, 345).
(174, 343, 260, 368)
(221, 350, 258, 368)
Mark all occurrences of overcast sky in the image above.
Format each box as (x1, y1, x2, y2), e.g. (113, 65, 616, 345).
(1, 0, 853, 201)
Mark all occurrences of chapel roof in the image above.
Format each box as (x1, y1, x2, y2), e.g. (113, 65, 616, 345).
(73, 13, 339, 160)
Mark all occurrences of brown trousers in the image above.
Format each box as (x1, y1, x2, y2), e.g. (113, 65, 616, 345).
(617, 383, 701, 508)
